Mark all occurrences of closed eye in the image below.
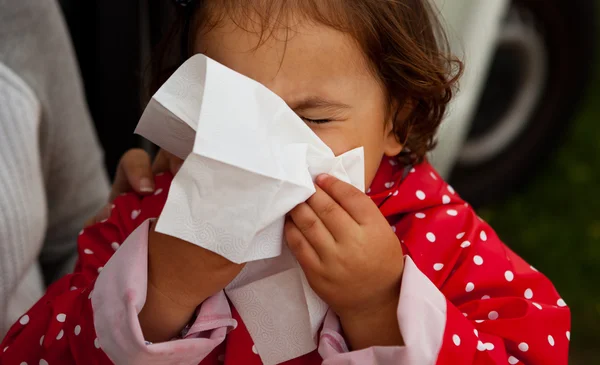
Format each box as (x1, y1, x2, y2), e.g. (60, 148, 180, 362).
(301, 117, 332, 124)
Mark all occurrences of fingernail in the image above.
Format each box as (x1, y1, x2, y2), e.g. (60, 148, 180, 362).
(315, 174, 329, 184)
(139, 178, 154, 193)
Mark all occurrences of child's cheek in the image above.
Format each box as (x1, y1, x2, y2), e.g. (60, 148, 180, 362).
(311, 125, 379, 188)
(316, 129, 360, 157)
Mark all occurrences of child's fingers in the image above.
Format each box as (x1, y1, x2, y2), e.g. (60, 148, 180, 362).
(284, 217, 323, 273)
(289, 203, 336, 261)
(315, 174, 379, 224)
(307, 185, 357, 240)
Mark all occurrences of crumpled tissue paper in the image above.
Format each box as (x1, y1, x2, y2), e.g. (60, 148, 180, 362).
(135, 54, 365, 365)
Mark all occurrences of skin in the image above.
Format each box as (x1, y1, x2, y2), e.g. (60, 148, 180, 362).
(98, 12, 408, 351)
(86, 149, 183, 226)
(196, 16, 399, 184)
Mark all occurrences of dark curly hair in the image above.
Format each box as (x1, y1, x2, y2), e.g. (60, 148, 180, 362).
(150, 0, 462, 165)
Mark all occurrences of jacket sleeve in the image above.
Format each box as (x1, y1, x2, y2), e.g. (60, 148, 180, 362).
(319, 200, 570, 365)
(0, 174, 236, 365)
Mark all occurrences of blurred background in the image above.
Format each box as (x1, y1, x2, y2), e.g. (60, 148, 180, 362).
(480, 67, 600, 365)
(433, 1, 600, 363)
(53, 0, 599, 362)
(478, 34, 600, 365)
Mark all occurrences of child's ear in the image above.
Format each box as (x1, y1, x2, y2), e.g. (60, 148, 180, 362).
(383, 100, 413, 157)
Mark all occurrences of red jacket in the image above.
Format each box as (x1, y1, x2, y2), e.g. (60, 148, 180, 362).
(0, 158, 570, 365)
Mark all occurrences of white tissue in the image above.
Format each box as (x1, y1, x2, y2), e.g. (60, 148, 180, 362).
(135, 54, 365, 365)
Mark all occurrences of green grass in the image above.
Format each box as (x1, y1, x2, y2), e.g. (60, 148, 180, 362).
(478, 63, 600, 362)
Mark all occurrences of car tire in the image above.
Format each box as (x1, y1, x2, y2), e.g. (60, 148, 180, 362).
(449, 0, 596, 207)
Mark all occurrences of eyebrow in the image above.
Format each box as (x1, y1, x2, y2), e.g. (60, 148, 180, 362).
(290, 96, 351, 113)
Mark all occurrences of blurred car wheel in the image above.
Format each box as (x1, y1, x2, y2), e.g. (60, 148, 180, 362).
(449, 0, 596, 207)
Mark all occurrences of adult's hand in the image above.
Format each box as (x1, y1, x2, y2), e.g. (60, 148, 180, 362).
(108, 148, 183, 201)
(85, 148, 183, 226)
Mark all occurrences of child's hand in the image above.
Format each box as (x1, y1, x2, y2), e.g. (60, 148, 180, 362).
(146, 225, 244, 309)
(285, 174, 404, 348)
(139, 222, 244, 342)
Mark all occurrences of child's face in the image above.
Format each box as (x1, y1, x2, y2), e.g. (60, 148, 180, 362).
(194, 15, 404, 187)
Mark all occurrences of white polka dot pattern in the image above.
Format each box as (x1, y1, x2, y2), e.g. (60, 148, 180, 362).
(0, 160, 570, 365)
